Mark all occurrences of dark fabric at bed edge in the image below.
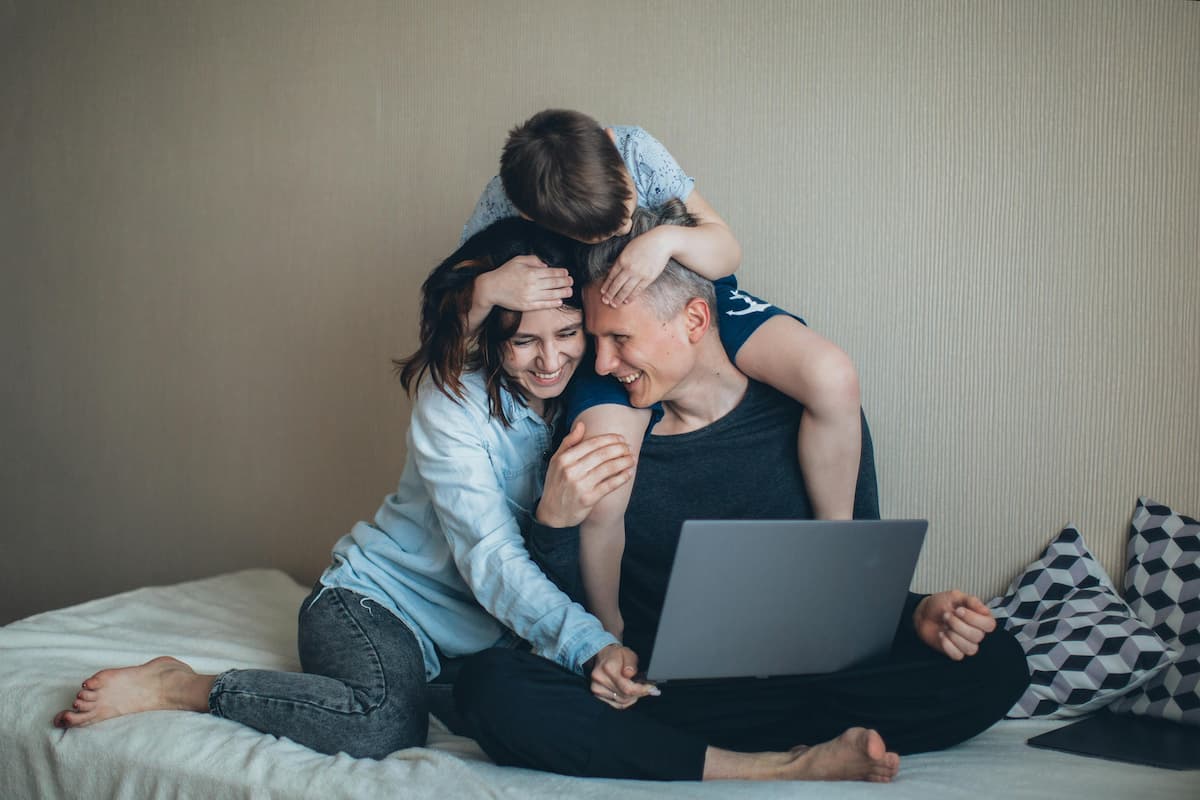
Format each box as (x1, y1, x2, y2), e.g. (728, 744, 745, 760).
(1027, 711, 1200, 770)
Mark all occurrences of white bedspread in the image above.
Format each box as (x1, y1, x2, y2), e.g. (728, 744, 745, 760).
(2, 569, 1195, 799)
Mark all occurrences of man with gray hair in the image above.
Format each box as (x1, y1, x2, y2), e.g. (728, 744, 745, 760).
(454, 203, 1030, 784)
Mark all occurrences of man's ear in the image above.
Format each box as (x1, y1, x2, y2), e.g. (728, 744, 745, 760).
(682, 297, 713, 343)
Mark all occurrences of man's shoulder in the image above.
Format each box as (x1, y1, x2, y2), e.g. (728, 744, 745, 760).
(720, 379, 801, 431)
(645, 379, 796, 450)
(742, 378, 800, 412)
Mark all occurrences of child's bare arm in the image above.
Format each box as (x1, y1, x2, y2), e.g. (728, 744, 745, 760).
(735, 316, 861, 520)
(600, 189, 742, 305)
(574, 403, 651, 640)
(678, 189, 742, 276)
(579, 513, 628, 640)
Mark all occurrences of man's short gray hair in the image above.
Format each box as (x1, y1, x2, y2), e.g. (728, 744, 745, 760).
(582, 199, 717, 320)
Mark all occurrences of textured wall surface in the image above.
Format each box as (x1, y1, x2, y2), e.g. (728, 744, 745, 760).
(2, 1, 1197, 623)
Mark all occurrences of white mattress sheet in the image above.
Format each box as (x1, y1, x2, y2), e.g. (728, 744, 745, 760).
(2, 569, 1196, 800)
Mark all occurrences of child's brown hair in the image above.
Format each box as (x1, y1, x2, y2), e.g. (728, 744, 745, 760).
(500, 109, 632, 242)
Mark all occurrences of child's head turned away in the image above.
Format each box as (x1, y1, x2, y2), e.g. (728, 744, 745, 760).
(500, 109, 636, 244)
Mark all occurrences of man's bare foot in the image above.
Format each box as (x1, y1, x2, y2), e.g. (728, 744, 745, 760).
(784, 727, 900, 782)
(703, 727, 900, 782)
(52, 656, 215, 729)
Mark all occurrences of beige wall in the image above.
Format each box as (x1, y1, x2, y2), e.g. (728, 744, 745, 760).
(2, 1, 1197, 623)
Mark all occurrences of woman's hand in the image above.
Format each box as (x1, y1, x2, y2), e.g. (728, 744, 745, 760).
(599, 227, 677, 306)
(536, 422, 635, 529)
(913, 591, 997, 660)
(476, 255, 574, 314)
(587, 643, 659, 710)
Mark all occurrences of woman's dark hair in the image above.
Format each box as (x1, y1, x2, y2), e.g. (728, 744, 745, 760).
(395, 219, 583, 425)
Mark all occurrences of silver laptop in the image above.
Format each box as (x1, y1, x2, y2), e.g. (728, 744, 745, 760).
(645, 519, 927, 682)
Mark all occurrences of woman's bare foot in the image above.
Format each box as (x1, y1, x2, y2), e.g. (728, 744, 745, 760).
(703, 727, 900, 782)
(52, 656, 215, 729)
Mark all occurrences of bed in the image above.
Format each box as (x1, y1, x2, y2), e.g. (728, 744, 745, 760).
(2, 569, 1196, 800)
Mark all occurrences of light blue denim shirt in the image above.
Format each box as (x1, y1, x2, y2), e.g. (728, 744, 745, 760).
(321, 370, 617, 680)
(461, 125, 696, 243)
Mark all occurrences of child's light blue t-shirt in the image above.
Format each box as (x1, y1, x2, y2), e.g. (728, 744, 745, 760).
(460, 125, 695, 243)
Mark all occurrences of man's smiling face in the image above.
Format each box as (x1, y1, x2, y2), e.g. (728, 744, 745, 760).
(583, 285, 692, 409)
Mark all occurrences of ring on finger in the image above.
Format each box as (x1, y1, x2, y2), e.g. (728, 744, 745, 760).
(611, 690, 618, 702)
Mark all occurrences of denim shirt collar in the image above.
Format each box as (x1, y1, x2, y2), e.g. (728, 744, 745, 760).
(499, 382, 555, 429)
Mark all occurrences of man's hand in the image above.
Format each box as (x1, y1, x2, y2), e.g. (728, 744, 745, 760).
(599, 227, 677, 306)
(913, 591, 997, 660)
(535, 422, 634, 528)
(587, 644, 659, 710)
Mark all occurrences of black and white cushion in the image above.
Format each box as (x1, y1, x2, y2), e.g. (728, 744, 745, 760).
(1110, 497, 1200, 725)
(988, 525, 1176, 718)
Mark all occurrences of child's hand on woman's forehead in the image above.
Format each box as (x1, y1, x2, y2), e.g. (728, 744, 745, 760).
(478, 254, 574, 312)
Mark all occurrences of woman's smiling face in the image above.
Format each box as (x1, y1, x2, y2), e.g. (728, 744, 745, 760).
(501, 306, 586, 413)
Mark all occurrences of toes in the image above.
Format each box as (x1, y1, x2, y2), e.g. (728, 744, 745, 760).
(69, 710, 94, 727)
(77, 689, 98, 702)
(875, 751, 900, 780)
(868, 765, 897, 783)
(54, 710, 89, 728)
(862, 729, 887, 760)
(93, 668, 120, 685)
(73, 698, 97, 713)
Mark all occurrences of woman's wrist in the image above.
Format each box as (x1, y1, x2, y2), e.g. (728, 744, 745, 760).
(584, 642, 620, 673)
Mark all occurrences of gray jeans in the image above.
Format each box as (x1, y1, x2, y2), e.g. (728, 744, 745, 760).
(209, 584, 428, 759)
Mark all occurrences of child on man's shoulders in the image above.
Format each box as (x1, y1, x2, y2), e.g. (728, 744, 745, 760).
(463, 109, 861, 641)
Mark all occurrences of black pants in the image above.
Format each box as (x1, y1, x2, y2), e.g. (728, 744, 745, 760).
(454, 622, 1029, 781)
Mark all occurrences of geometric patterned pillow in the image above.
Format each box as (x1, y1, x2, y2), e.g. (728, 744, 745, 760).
(1109, 497, 1200, 726)
(987, 525, 1177, 718)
